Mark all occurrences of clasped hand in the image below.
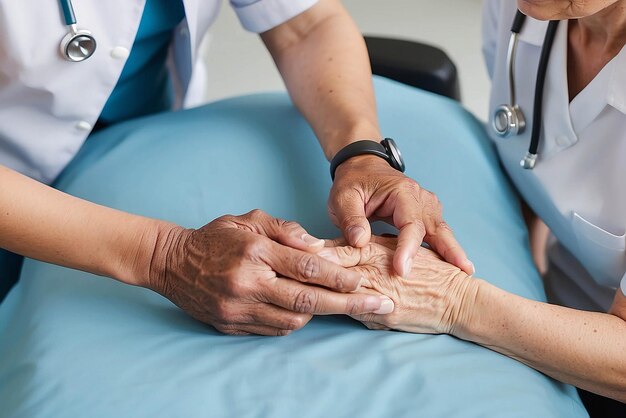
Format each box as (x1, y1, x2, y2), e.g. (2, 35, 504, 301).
(320, 236, 476, 335)
(147, 210, 394, 336)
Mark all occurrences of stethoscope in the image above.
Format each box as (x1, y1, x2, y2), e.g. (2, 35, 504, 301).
(492, 11, 560, 169)
(58, 0, 97, 62)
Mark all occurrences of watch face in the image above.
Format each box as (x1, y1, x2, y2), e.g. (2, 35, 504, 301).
(382, 138, 405, 172)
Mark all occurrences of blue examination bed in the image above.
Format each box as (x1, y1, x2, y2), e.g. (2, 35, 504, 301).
(0, 77, 587, 417)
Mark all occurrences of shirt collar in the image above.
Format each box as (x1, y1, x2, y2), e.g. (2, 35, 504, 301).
(518, 17, 549, 47)
(518, 17, 626, 116)
(607, 44, 626, 115)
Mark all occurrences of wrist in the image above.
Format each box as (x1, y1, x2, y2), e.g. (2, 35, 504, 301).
(145, 224, 192, 295)
(323, 122, 381, 161)
(334, 153, 391, 178)
(448, 276, 489, 339)
(113, 217, 187, 289)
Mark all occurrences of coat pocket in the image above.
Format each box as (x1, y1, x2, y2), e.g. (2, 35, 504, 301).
(572, 212, 626, 289)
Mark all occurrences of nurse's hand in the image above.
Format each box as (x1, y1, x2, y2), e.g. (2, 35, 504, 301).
(319, 236, 475, 334)
(328, 155, 474, 278)
(147, 210, 394, 336)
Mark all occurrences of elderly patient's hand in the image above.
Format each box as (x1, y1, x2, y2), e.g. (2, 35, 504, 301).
(147, 210, 392, 336)
(320, 237, 476, 334)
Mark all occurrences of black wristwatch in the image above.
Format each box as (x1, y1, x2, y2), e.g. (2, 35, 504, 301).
(330, 138, 405, 180)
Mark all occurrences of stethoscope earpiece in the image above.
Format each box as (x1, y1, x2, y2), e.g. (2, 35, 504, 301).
(58, 0, 96, 62)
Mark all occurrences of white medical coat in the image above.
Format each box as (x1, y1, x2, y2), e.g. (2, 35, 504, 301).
(483, 0, 626, 311)
(0, 0, 317, 184)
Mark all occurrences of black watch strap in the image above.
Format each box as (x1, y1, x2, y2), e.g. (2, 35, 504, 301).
(330, 139, 404, 180)
(330, 140, 388, 180)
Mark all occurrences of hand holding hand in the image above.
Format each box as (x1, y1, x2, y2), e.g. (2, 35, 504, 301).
(147, 210, 394, 336)
(328, 155, 474, 278)
(319, 236, 476, 335)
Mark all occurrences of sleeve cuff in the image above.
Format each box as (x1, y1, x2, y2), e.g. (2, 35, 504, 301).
(621, 272, 626, 296)
(230, 0, 319, 33)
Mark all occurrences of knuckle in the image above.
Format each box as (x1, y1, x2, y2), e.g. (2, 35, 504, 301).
(279, 219, 301, 231)
(216, 214, 234, 223)
(437, 221, 453, 233)
(224, 277, 246, 297)
(215, 324, 240, 335)
(297, 254, 320, 281)
(242, 237, 267, 258)
(402, 179, 421, 193)
(409, 221, 426, 237)
(214, 301, 237, 323)
(334, 270, 347, 291)
(247, 209, 268, 222)
(359, 244, 376, 261)
(423, 189, 439, 204)
(276, 329, 292, 337)
(284, 316, 306, 330)
(346, 297, 365, 315)
(292, 289, 318, 313)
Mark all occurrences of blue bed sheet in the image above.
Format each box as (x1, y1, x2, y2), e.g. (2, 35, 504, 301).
(0, 77, 587, 417)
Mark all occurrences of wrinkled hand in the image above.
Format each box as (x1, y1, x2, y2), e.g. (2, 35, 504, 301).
(147, 210, 394, 336)
(319, 236, 476, 334)
(328, 155, 474, 277)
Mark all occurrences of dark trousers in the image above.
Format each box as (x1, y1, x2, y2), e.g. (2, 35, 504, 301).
(0, 249, 23, 302)
(579, 389, 626, 417)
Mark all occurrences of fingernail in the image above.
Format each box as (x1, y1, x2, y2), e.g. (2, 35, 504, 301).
(373, 297, 394, 314)
(301, 233, 325, 247)
(468, 260, 476, 276)
(347, 226, 366, 246)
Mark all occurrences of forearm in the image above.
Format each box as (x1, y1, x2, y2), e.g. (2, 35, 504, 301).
(0, 165, 177, 286)
(262, 0, 380, 160)
(457, 280, 626, 401)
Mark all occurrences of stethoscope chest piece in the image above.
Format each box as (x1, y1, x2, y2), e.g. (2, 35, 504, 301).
(60, 24, 96, 62)
(58, 0, 96, 62)
(492, 104, 525, 137)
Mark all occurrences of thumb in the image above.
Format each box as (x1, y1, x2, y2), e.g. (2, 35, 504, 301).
(328, 191, 371, 247)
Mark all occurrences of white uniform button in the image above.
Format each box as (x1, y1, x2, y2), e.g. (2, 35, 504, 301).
(555, 135, 569, 146)
(76, 121, 93, 131)
(110, 46, 130, 60)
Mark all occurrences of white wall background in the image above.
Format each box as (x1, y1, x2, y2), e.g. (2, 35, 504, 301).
(201, 0, 490, 120)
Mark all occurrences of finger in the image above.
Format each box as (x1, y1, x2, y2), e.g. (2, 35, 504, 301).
(262, 241, 363, 292)
(248, 303, 312, 331)
(230, 324, 294, 337)
(323, 237, 348, 247)
(328, 190, 371, 247)
(393, 221, 426, 277)
(316, 245, 363, 267)
(324, 235, 395, 250)
(266, 278, 395, 315)
(243, 209, 325, 252)
(370, 235, 398, 250)
(425, 221, 474, 275)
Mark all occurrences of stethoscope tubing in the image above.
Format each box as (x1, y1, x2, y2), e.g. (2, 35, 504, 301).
(529, 20, 559, 156)
(59, 0, 77, 26)
(499, 10, 560, 169)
